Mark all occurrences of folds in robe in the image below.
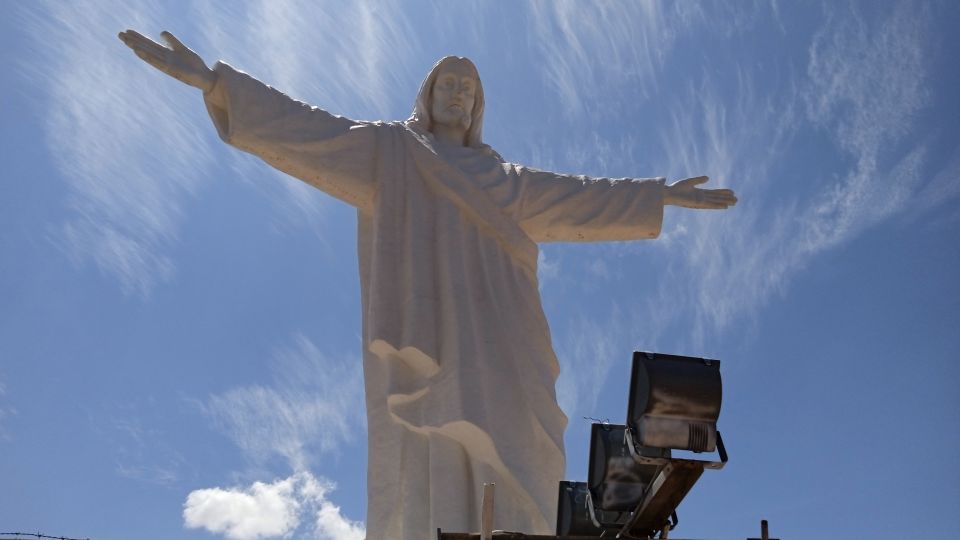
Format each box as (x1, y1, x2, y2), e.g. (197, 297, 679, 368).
(203, 61, 665, 539)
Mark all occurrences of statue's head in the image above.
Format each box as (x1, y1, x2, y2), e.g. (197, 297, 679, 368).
(408, 56, 485, 148)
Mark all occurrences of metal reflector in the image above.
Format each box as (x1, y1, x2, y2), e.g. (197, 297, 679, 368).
(627, 351, 722, 452)
(555, 481, 603, 536)
(587, 423, 669, 516)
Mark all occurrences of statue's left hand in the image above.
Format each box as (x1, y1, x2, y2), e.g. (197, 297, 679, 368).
(118, 30, 216, 93)
(663, 176, 737, 209)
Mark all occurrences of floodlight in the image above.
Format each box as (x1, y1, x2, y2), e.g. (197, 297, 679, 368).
(627, 351, 722, 452)
(556, 481, 614, 536)
(555, 351, 728, 539)
(580, 423, 671, 533)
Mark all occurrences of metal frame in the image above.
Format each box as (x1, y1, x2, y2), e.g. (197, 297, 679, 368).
(624, 429, 728, 471)
(613, 430, 728, 539)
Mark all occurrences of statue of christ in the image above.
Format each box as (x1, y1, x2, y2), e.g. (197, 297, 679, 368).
(119, 30, 737, 539)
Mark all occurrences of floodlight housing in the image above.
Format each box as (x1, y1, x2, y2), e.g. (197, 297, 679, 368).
(556, 481, 618, 536)
(554, 351, 728, 539)
(627, 351, 722, 452)
(586, 423, 669, 517)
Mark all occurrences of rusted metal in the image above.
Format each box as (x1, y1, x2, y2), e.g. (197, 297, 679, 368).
(618, 460, 703, 538)
(438, 534, 705, 540)
(747, 518, 779, 540)
(440, 535, 621, 540)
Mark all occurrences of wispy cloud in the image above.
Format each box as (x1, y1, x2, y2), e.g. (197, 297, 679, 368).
(528, 1, 681, 119)
(194, 1, 422, 239)
(20, 0, 423, 296)
(0, 377, 16, 442)
(648, 1, 937, 347)
(526, 2, 780, 122)
(649, 74, 797, 348)
(200, 1, 419, 120)
(92, 408, 187, 486)
(909, 146, 960, 221)
(800, 1, 931, 251)
(555, 307, 628, 419)
(202, 334, 364, 471)
(19, 2, 214, 296)
(184, 471, 364, 540)
(190, 335, 365, 537)
(542, 0, 945, 381)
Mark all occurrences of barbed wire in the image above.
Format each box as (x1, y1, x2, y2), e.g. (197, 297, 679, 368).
(0, 532, 90, 540)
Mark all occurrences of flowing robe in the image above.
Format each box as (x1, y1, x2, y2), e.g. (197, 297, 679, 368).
(203, 62, 666, 539)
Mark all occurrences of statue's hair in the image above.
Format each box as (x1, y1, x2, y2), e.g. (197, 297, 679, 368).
(407, 56, 485, 148)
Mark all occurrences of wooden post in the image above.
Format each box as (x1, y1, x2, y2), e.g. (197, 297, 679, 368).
(481, 483, 495, 540)
(761, 519, 769, 540)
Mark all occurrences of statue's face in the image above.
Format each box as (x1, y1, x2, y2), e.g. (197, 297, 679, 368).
(430, 60, 477, 132)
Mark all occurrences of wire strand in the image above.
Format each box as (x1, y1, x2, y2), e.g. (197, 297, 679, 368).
(0, 532, 90, 540)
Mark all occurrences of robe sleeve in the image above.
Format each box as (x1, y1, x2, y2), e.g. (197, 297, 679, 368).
(203, 62, 377, 211)
(505, 164, 666, 243)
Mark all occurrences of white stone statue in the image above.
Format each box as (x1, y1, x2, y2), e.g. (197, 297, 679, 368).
(119, 30, 737, 539)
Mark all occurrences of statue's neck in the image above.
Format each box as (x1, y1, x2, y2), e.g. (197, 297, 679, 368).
(431, 124, 468, 147)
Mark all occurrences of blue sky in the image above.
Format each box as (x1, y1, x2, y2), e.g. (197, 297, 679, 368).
(2, 1, 959, 539)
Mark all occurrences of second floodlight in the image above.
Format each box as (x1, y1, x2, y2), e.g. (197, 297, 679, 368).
(627, 351, 722, 452)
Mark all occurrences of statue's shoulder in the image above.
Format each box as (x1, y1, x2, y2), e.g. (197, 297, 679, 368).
(352, 120, 422, 141)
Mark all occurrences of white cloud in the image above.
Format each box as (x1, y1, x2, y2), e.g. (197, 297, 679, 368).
(184, 471, 364, 540)
(184, 475, 301, 540)
(313, 502, 366, 540)
(192, 337, 366, 538)
(203, 334, 365, 471)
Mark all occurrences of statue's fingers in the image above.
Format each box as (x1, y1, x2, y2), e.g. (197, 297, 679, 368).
(119, 30, 164, 51)
(705, 192, 737, 205)
(120, 33, 170, 60)
(132, 42, 170, 62)
(698, 198, 731, 209)
(118, 31, 142, 50)
(712, 192, 737, 205)
(715, 196, 737, 207)
(704, 188, 735, 198)
(160, 31, 187, 51)
(129, 39, 169, 61)
(118, 29, 148, 43)
(688, 175, 709, 185)
(133, 49, 168, 71)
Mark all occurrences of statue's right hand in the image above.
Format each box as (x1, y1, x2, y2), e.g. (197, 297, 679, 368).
(118, 30, 216, 93)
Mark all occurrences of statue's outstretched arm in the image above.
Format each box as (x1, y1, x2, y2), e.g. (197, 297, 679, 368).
(118, 30, 216, 93)
(663, 176, 737, 209)
(506, 166, 737, 242)
(119, 31, 378, 211)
